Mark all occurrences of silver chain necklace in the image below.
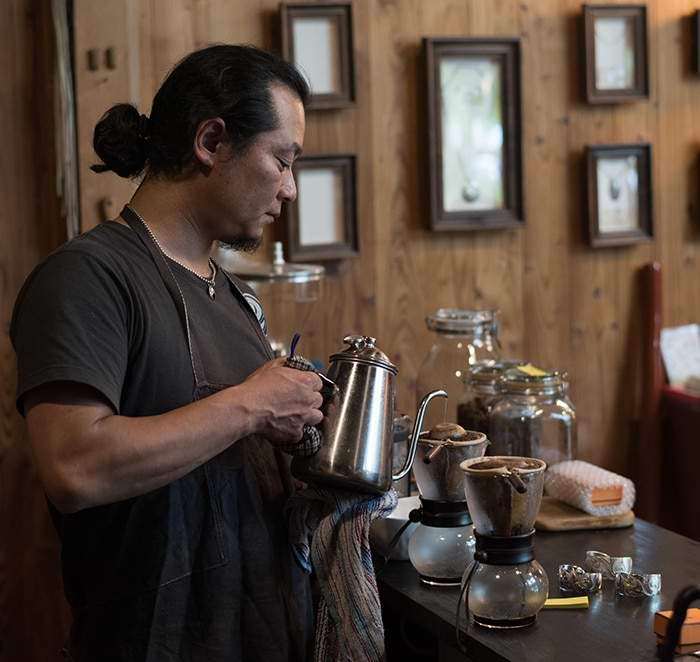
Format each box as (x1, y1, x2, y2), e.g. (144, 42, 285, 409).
(127, 205, 218, 300)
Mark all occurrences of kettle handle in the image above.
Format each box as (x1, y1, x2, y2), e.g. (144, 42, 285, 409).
(392, 389, 448, 481)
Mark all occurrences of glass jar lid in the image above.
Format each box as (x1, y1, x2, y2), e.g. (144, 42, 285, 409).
(329, 335, 398, 374)
(229, 261, 324, 284)
(498, 367, 567, 396)
(426, 308, 496, 334)
(468, 360, 525, 386)
(216, 241, 325, 284)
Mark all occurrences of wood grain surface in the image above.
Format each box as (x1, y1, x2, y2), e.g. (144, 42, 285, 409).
(4, 1, 700, 660)
(535, 495, 635, 531)
(0, 2, 71, 661)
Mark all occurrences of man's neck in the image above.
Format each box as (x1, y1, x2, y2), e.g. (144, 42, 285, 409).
(127, 179, 215, 273)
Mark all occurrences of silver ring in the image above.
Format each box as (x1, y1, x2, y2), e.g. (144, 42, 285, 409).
(558, 564, 602, 594)
(615, 572, 662, 597)
(585, 550, 633, 580)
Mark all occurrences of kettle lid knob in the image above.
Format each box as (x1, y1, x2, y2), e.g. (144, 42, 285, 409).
(335, 335, 398, 374)
(343, 335, 366, 349)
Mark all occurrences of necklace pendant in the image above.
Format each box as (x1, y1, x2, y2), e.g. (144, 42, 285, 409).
(208, 285, 216, 300)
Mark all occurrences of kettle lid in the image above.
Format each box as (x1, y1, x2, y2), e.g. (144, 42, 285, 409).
(329, 335, 398, 374)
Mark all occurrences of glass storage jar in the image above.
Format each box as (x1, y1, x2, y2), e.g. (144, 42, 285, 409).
(457, 360, 523, 436)
(416, 309, 501, 432)
(488, 369, 577, 466)
(217, 242, 324, 357)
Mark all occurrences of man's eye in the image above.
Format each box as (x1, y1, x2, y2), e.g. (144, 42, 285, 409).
(277, 157, 291, 170)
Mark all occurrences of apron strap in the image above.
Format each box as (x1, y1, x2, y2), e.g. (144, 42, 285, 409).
(120, 205, 208, 389)
(218, 268, 275, 361)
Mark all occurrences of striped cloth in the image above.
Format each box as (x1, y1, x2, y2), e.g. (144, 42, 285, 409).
(286, 487, 398, 662)
(273, 355, 326, 457)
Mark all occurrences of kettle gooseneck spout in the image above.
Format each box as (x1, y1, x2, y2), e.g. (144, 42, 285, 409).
(392, 389, 449, 481)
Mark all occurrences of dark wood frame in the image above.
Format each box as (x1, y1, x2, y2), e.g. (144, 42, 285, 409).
(280, 2, 355, 110)
(585, 143, 653, 247)
(583, 5, 649, 104)
(693, 10, 700, 75)
(286, 154, 358, 261)
(424, 38, 523, 232)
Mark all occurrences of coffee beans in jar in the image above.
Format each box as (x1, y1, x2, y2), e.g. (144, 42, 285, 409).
(457, 360, 523, 437)
(488, 368, 577, 466)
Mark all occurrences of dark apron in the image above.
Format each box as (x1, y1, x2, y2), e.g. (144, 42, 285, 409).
(61, 208, 313, 661)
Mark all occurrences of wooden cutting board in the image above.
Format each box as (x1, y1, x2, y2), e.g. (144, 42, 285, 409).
(535, 496, 635, 531)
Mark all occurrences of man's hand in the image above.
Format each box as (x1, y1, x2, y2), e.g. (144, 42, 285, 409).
(235, 357, 324, 444)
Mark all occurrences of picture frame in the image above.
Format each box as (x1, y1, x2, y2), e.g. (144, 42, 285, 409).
(585, 143, 653, 247)
(693, 10, 700, 75)
(285, 154, 358, 261)
(424, 38, 523, 232)
(280, 2, 355, 109)
(583, 5, 649, 104)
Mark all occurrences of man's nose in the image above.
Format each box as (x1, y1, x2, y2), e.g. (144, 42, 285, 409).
(279, 170, 297, 203)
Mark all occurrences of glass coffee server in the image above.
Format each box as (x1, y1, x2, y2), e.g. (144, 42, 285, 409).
(488, 369, 577, 467)
(416, 309, 501, 433)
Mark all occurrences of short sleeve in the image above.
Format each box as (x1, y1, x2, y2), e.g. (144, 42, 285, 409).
(11, 249, 130, 415)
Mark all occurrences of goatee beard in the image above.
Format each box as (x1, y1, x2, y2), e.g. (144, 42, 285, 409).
(217, 236, 263, 254)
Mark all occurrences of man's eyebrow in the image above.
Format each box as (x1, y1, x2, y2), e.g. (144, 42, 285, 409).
(280, 142, 302, 154)
(277, 142, 302, 158)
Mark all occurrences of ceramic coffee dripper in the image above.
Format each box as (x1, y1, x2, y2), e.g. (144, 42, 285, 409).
(413, 431, 489, 502)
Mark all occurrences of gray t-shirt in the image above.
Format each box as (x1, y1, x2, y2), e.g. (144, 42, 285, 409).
(11, 221, 312, 662)
(12, 221, 269, 416)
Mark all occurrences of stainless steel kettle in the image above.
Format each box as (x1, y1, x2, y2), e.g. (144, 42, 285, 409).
(290, 335, 447, 494)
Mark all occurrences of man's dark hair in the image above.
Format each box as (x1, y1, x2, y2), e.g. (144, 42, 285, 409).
(91, 44, 310, 179)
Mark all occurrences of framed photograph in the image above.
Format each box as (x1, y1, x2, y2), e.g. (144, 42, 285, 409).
(424, 38, 523, 232)
(583, 5, 649, 103)
(280, 2, 355, 109)
(286, 154, 358, 261)
(586, 144, 653, 247)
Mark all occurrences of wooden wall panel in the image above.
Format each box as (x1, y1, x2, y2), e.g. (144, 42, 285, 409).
(5, 1, 700, 659)
(370, 0, 524, 428)
(657, 1, 700, 331)
(69, 0, 700, 467)
(73, 0, 137, 230)
(563, 0, 659, 470)
(0, 1, 70, 661)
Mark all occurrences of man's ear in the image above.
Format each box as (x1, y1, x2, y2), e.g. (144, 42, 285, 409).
(193, 118, 227, 169)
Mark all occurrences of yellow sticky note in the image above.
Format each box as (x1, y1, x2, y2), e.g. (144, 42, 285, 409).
(517, 364, 548, 377)
(543, 596, 589, 609)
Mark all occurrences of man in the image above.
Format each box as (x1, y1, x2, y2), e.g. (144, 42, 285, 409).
(11, 45, 321, 661)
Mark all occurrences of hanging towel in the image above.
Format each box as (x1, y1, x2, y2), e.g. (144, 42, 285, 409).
(286, 487, 398, 662)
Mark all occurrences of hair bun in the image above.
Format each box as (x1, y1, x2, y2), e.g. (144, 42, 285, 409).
(91, 103, 149, 178)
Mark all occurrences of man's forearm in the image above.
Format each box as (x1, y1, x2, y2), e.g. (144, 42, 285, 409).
(27, 383, 258, 513)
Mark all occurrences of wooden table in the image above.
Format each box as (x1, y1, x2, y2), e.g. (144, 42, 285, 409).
(378, 520, 700, 661)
